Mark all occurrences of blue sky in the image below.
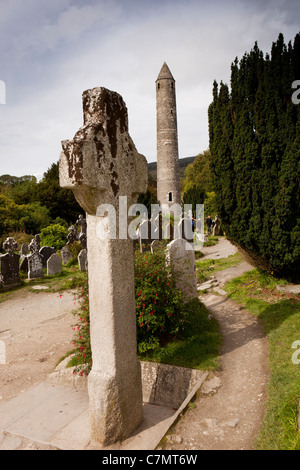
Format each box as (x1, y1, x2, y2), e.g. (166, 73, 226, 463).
(0, 0, 299, 179)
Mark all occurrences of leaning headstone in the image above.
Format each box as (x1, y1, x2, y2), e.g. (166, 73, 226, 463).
(20, 243, 29, 256)
(27, 238, 44, 280)
(61, 245, 73, 265)
(166, 238, 198, 303)
(59, 86, 147, 446)
(0, 237, 20, 287)
(78, 249, 87, 272)
(47, 253, 62, 276)
(40, 246, 55, 268)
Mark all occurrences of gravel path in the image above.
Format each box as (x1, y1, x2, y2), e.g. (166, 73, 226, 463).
(0, 289, 77, 403)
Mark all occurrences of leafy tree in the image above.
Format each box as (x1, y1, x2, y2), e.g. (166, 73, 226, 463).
(35, 162, 82, 223)
(182, 184, 205, 216)
(209, 33, 300, 282)
(183, 150, 212, 193)
(40, 223, 69, 250)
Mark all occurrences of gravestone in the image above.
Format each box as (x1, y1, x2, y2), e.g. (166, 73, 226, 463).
(27, 237, 44, 280)
(59, 86, 148, 446)
(166, 238, 198, 302)
(78, 249, 87, 271)
(19, 256, 28, 273)
(77, 214, 87, 249)
(47, 253, 62, 276)
(40, 246, 56, 268)
(67, 225, 79, 245)
(0, 237, 20, 287)
(61, 245, 73, 265)
(20, 243, 29, 256)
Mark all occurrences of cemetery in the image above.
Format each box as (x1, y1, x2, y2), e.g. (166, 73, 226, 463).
(0, 31, 299, 452)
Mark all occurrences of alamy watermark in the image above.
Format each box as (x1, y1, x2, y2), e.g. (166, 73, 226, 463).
(0, 80, 6, 104)
(291, 80, 300, 105)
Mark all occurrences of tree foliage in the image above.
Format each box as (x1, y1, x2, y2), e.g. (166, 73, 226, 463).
(0, 161, 82, 241)
(208, 33, 300, 282)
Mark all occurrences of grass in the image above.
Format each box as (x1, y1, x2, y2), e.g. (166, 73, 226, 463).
(225, 269, 300, 450)
(138, 298, 222, 372)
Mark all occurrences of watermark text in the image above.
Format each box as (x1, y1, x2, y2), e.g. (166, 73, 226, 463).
(291, 340, 300, 365)
(291, 80, 300, 105)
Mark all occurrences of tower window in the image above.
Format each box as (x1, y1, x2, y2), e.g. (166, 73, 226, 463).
(169, 192, 172, 202)
(157, 83, 160, 89)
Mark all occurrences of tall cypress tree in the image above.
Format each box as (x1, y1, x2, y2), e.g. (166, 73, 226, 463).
(208, 32, 300, 282)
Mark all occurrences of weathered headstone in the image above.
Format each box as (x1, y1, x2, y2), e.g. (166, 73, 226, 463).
(19, 255, 28, 273)
(40, 246, 56, 268)
(67, 225, 79, 245)
(27, 237, 44, 280)
(61, 245, 73, 265)
(77, 214, 87, 249)
(59, 86, 148, 446)
(166, 238, 198, 302)
(47, 253, 62, 276)
(0, 237, 20, 287)
(78, 249, 87, 272)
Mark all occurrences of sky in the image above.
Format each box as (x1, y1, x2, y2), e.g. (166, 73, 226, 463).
(0, 0, 299, 180)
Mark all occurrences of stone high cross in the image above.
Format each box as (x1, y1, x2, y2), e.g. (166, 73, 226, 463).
(59, 87, 148, 446)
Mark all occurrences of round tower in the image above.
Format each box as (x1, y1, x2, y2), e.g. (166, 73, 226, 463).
(156, 62, 181, 207)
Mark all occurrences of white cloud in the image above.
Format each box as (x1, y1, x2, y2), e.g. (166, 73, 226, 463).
(0, 0, 299, 177)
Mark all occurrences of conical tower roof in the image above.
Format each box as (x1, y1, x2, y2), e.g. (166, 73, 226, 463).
(156, 62, 175, 81)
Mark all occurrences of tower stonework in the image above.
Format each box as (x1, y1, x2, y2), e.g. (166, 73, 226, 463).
(156, 62, 181, 207)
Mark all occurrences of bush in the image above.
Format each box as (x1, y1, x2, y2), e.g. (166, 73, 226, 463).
(70, 244, 191, 374)
(40, 224, 68, 250)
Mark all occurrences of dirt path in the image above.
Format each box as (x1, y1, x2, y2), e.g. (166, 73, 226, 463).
(0, 289, 77, 403)
(164, 238, 269, 450)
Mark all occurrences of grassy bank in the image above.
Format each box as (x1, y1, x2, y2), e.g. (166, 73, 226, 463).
(225, 269, 300, 450)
